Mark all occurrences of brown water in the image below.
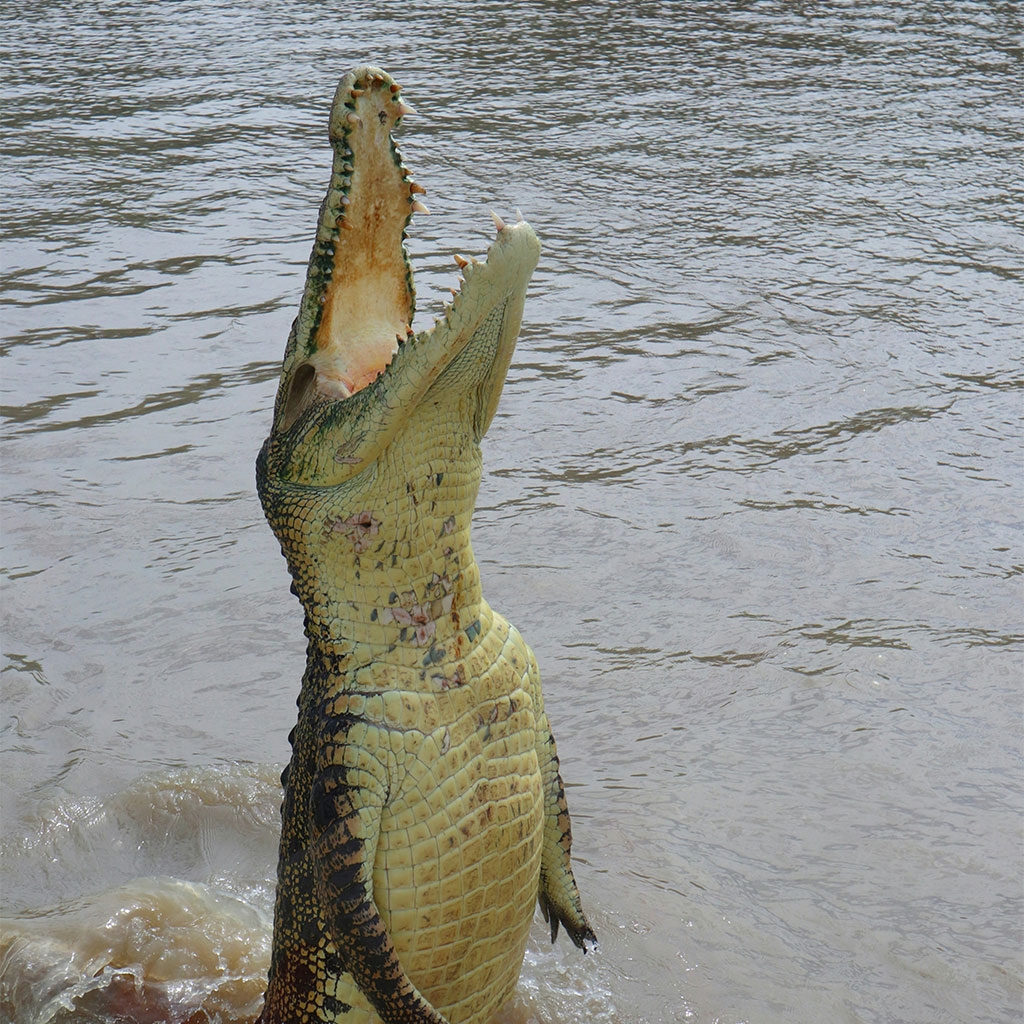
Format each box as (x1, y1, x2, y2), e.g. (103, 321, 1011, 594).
(2, 2, 1022, 1023)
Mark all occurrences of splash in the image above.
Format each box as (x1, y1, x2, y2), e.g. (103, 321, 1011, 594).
(1, 764, 279, 1024)
(0, 877, 270, 1024)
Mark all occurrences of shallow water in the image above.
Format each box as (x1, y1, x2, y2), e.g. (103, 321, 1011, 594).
(2, 2, 1022, 1023)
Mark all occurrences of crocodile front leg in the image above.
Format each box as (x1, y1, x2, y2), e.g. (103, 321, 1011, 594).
(524, 653, 597, 949)
(259, 685, 449, 1024)
(310, 733, 446, 1024)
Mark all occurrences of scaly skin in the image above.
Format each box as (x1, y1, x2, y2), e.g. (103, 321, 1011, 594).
(255, 67, 595, 1024)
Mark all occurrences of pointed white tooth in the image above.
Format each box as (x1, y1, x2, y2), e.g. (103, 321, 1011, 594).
(515, 207, 524, 222)
(490, 210, 506, 233)
(453, 254, 469, 268)
(411, 200, 430, 214)
(396, 100, 416, 117)
(346, 113, 361, 126)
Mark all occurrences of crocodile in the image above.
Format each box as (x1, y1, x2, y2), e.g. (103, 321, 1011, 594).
(254, 67, 595, 1024)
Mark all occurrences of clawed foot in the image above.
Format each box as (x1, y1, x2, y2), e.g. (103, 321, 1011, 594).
(538, 884, 597, 952)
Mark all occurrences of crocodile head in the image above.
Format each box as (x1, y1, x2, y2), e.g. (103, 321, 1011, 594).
(261, 65, 540, 490)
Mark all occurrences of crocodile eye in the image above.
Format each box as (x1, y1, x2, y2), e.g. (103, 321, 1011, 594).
(283, 363, 316, 430)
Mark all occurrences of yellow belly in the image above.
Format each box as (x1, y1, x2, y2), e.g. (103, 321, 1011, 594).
(377, 714, 543, 1019)
(309, 610, 545, 1024)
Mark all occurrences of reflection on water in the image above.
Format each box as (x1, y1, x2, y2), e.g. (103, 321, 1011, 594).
(2, 2, 1022, 1023)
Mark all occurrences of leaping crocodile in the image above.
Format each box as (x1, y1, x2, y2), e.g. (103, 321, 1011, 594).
(255, 67, 595, 1024)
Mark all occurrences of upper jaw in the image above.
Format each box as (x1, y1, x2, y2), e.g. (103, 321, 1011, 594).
(271, 67, 539, 445)
(275, 66, 416, 433)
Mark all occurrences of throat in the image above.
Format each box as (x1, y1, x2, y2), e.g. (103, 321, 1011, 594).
(298, 521, 485, 662)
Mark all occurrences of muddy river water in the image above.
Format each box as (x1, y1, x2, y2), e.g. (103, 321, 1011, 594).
(2, 2, 1021, 1023)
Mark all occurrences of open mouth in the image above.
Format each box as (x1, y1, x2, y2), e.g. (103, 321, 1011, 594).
(283, 68, 496, 430)
(274, 66, 540, 456)
(305, 71, 418, 402)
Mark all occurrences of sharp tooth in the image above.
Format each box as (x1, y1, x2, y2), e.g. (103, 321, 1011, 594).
(351, 88, 366, 97)
(396, 100, 416, 117)
(490, 210, 506, 233)
(453, 254, 469, 268)
(390, 83, 401, 94)
(409, 181, 427, 195)
(346, 113, 361, 126)
(515, 208, 524, 222)
(411, 200, 430, 214)
(450, 288, 459, 297)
